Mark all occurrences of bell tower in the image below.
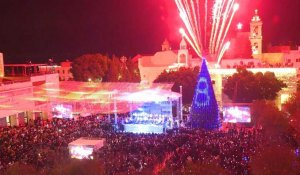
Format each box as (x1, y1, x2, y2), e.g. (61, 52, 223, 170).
(178, 38, 189, 67)
(249, 9, 263, 55)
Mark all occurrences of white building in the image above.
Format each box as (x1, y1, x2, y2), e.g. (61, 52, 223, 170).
(0, 73, 59, 127)
(249, 9, 263, 55)
(138, 39, 200, 83)
(136, 9, 298, 109)
(39, 60, 73, 81)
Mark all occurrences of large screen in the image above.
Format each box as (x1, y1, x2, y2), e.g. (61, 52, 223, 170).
(52, 104, 73, 119)
(223, 106, 251, 123)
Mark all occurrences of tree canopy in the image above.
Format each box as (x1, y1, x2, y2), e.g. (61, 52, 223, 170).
(284, 91, 300, 139)
(71, 53, 110, 82)
(223, 68, 286, 103)
(154, 67, 199, 105)
(251, 100, 291, 135)
(71, 54, 140, 82)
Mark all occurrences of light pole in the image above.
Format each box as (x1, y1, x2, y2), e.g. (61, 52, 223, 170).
(179, 85, 183, 122)
(113, 90, 118, 126)
(108, 93, 111, 121)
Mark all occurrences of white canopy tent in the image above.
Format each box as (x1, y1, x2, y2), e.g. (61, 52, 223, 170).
(68, 137, 105, 159)
(0, 81, 182, 118)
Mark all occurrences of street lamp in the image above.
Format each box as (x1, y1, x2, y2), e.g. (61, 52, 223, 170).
(179, 85, 183, 122)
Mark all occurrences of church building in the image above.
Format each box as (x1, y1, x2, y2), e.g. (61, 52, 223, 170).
(138, 38, 200, 83)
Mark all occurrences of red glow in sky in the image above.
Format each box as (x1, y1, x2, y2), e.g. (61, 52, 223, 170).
(0, 0, 299, 63)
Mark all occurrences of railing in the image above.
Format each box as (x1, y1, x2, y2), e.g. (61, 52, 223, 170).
(5, 71, 57, 77)
(0, 78, 30, 85)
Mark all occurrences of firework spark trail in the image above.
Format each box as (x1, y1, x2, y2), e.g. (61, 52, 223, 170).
(180, 29, 202, 57)
(217, 41, 230, 65)
(177, 1, 195, 49)
(214, 0, 235, 53)
(175, 0, 239, 61)
(177, 1, 196, 48)
(212, 1, 229, 53)
(176, 0, 202, 57)
(212, 0, 231, 54)
(217, 3, 239, 58)
(182, 1, 197, 43)
(204, 0, 207, 48)
(184, 0, 202, 55)
(209, 0, 217, 54)
(210, 0, 225, 54)
(190, 0, 203, 50)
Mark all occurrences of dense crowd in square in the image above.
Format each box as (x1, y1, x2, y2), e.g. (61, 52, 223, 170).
(0, 115, 298, 174)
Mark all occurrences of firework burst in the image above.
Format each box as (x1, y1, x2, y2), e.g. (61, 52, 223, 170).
(175, 0, 239, 64)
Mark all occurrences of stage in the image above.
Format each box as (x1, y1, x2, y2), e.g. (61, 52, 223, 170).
(124, 124, 164, 134)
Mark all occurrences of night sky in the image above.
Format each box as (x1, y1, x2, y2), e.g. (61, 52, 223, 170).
(0, 0, 299, 63)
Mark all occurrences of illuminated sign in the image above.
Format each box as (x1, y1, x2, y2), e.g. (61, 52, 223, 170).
(194, 77, 210, 107)
(223, 106, 251, 123)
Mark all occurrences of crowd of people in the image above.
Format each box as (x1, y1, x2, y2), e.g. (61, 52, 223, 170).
(0, 115, 295, 174)
(94, 127, 265, 174)
(0, 116, 113, 172)
(95, 132, 189, 174)
(165, 129, 261, 174)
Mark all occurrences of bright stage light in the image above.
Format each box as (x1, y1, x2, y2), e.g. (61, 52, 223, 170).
(296, 148, 300, 157)
(124, 124, 164, 134)
(117, 89, 180, 103)
(52, 104, 73, 119)
(69, 146, 93, 159)
(0, 104, 12, 108)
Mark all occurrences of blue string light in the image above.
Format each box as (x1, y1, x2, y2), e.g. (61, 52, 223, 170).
(190, 59, 221, 129)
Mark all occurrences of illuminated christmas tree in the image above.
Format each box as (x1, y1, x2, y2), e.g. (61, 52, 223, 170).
(190, 59, 220, 129)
